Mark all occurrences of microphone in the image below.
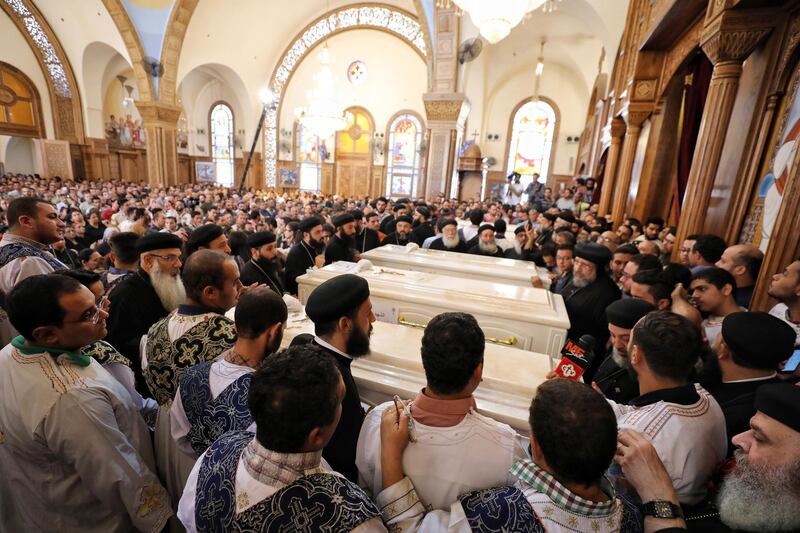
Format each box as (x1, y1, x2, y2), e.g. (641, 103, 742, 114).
(553, 334, 596, 381)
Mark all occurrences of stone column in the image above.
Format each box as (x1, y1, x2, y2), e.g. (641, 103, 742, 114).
(674, 11, 771, 247)
(610, 111, 648, 229)
(422, 93, 469, 199)
(137, 101, 182, 186)
(598, 118, 626, 216)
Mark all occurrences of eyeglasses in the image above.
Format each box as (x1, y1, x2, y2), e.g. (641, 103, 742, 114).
(64, 295, 109, 325)
(149, 253, 181, 263)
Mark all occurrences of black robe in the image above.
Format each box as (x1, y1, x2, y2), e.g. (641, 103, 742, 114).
(428, 237, 467, 253)
(240, 258, 285, 295)
(355, 228, 381, 253)
(105, 270, 169, 395)
(313, 340, 365, 482)
(561, 274, 621, 383)
(380, 232, 411, 247)
(324, 234, 356, 265)
(411, 222, 435, 246)
(467, 244, 505, 257)
(284, 241, 318, 295)
(706, 376, 780, 457)
(592, 351, 639, 405)
(503, 247, 539, 262)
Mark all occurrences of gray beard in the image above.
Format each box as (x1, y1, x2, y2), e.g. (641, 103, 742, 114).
(611, 346, 627, 367)
(718, 452, 800, 532)
(514, 242, 523, 255)
(442, 235, 460, 249)
(572, 271, 596, 288)
(150, 262, 186, 311)
(478, 240, 497, 254)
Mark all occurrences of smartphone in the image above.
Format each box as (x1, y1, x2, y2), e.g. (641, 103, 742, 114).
(781, 348, 800, 374)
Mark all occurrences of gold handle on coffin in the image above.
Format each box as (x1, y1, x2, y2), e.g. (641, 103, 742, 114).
(397, 316, 427, 329)
(485, 335, 518, 346)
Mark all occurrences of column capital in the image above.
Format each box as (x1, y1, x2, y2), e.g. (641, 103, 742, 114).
(136, 101, 182, 126)
(701, 9, 773, 65)
(610, 117, 627, 139)
(423, 93, 470, 128)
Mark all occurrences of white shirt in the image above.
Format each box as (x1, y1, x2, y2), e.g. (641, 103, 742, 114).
(769, 303, 800, 345)
(170, 357, 257, 456)
(356, 401, 526, 510)
(609, 384, 727, 505)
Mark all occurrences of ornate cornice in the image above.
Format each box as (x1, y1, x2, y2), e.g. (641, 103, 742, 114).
(136, 101, 182, 125)
(701, 9, 774, 64)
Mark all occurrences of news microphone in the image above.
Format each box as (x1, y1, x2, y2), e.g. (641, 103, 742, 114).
(554, 334, 596, 381)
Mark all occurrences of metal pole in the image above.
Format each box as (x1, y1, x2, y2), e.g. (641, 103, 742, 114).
(238, 104, 267, 196)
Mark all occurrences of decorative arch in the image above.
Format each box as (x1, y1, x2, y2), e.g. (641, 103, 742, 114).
(1, 0, 84, 142)
(504, 96, 561, 186)
(385, 109, 425, 197)
(264, 4, 429, 186)
(158, 0, 199, 105)
(100, 0, 154, 102)
(0, 61, 45, 138)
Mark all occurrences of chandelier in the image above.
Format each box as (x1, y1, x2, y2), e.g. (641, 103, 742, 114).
(452, 0, 547, 44)
(297, 44, 347, 139)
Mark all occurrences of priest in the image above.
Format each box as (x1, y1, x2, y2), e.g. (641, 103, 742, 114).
(325, 212, 357, 264)
(185, 223, 230, 257)
(468, 224, 504, 257)
(105, 231, 185, 395)
(381, 215, 413, 246)
(240, 230, 284, 294)
(428, 219, 467, 253)
(305, 274, 376, 482)
(284, 215, 325, 295)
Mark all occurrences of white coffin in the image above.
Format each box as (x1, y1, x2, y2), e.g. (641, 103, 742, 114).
(280, 312, 550, 433)
(296, 262, 570, 358)
(361, 244, 551, 288)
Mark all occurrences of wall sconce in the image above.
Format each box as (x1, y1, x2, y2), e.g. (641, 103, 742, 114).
(565, 135, 580, 144)
(487, 133, 501, 142)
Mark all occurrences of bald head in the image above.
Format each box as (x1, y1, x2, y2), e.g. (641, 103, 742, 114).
(599, 231, 620, 252)
(637, 240, 660, 257)
(717, 244, 763, 286)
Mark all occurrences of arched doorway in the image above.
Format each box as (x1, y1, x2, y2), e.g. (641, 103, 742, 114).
(335, 107, 373, 197)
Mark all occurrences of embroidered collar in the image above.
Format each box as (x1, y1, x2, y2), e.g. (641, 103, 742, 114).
(629, 383, 700, 407)
(1, 232, 48, 250)
(12, 335, 91, 367)
(242, 437, 325, 486)
(178, 303, 224, 316)
(511, 459, 616, 517)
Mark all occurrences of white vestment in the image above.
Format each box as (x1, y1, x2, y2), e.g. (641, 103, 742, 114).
(0, 343, 171, 531)
(356, 401, 527, 510)
(609, 383, 727, 505)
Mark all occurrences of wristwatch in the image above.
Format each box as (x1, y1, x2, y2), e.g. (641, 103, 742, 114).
(642, 500, 684, 519)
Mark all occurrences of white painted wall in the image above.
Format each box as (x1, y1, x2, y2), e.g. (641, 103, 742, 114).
(0, 12, 54, 139)
(279, 29, 427, 140)
(479, 63, 588, 177)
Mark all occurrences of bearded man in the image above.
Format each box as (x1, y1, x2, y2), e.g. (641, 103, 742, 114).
(240, 231, 284, 294)
(284, 216, 325, 295)
(325, 212, 358, 264)
(106, 232, 185, 395)
(381, 215, 414, 246)
(468, 224, 504, 257)
(305, 274, 376, 482)
(428, 219, 467, 253)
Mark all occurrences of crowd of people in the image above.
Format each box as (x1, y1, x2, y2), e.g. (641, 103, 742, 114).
(0, 172, 798, 533)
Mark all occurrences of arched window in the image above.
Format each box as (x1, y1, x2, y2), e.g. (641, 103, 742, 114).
(296, 122, 323, 191)
(386, 113, 423, 197)
(0, 62, 44, 138)
(210, 102, 235, 186)
(506, 99, 556, 189)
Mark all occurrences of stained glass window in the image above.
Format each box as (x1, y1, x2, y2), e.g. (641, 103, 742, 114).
(386, 113, 423, 197)
(507, 100, 556, 188)
(296, 122, 323, 191)
(210, 103, 234, 186)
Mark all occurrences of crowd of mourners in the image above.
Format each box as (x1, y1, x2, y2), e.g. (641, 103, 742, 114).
(0, 171, 798, 533)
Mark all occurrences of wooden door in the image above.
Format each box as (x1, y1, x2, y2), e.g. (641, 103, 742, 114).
(335, 107, 373, 196)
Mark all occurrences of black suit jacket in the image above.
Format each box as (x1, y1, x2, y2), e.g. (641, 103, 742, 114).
(313, 341, 365, 482)
(356, 229, 381, 253)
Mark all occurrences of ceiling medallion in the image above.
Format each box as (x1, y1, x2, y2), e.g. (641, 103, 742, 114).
(347, 60, 368, 85)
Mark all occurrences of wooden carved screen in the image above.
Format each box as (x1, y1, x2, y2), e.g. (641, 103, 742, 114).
(335, 108, 373, 197)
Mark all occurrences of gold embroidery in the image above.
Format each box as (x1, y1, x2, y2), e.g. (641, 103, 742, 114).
(136, 483, 166, 518)
(11, 350, 67, 393)
(237, 491, 250, 511)
(543, 505, 554, 517)
(591, 520, 600, 531)
(568, 516, 578, 528)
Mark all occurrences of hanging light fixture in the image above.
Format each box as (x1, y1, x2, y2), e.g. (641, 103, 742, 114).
(297, 44, 347, 139)
(452, 0, 546, 44)
(533, 39, 545, 102)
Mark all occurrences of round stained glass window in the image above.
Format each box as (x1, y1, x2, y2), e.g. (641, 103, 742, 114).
(347, 60, 368, 86)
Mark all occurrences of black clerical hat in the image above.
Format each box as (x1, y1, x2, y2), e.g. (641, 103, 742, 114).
(298, 216, 323, 233)
(187, 224, 223, 249)
(332, 213, 355, 227)
(135, 232, 182, 253)
(575, 242, 612, 269)
(395, 215, 413, 225)
(606, 299, 656, 329)
(247, 231, 276, 248)
(755, 383, 800, 433)
(305, 274, 370, 324)
(721, 312, 796, 370)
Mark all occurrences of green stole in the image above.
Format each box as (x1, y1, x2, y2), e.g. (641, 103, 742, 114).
(11, 335, 91, 367)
